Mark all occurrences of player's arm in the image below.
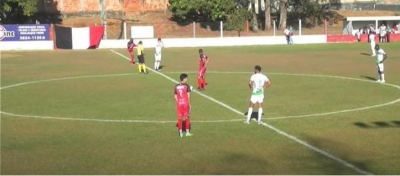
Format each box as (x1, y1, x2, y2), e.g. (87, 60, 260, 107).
(248, 79, 253, 91)
(263, 80, 272, 89)
(205, 56, 209, 66)
(174, 89, 178, 102)
(381, 53, 388, 63)
(187, 86, 191, 109)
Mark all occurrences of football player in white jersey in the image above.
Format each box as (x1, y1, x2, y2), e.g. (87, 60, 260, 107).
(245, 65, 272, 124)
(369, 24, 377, 56)
(374, 44, 387, 83)
(154, 38, 164, 71)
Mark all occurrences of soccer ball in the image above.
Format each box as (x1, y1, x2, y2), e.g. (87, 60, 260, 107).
(190, 86, 193, 91)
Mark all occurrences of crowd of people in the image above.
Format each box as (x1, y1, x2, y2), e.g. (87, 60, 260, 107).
(356, 22, 399, 43)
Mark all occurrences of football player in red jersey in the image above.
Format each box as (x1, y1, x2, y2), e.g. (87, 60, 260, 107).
(197, 49, 209, 90)
(127, 38, 137, 64)
(174, 73, 193, 137)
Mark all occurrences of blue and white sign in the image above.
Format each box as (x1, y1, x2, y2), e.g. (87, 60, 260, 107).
(0, 24, 50, 41)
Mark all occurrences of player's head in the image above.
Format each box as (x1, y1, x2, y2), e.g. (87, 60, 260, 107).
(129, 38, 133, 42)
(199, 49, 203, 54)
(139, 41, 143, 45)
(254, 65, 261, 73)
(375, 44, 380, 50)
(158, 38, 161, 42)
(180, 73, 188, 83)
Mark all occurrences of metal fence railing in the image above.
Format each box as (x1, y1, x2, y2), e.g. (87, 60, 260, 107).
(96, 20, 345, 39)
(60, 19, 388, 39)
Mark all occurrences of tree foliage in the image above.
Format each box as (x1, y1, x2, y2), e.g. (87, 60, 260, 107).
(225, 8, 251, 36)
(168, 0, 332, 32)
(169, 0, 239, 22)
(0, 0, 40, 23)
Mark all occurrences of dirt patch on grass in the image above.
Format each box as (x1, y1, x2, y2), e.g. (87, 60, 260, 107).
(59, 10, 399, 39)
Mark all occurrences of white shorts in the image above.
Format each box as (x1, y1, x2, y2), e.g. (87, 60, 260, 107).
(155, 53, 162, 61)
(377, 63, 384, 72)
(250, 95, 264, 104)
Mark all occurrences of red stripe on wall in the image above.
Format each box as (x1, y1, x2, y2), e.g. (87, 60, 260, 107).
(327, 35, 357, 43)
(89, 26, 105, 49)
(389, 33, 400, 42)
(327, 34, 400, 43)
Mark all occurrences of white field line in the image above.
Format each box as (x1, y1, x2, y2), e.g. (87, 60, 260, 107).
(0, 73, 243, 123)
(0, 73, 138, 90)
(165, 71, 400, 120)
(111, 50, 373, 175)
(0, 111, 242, 123)
(1, 71, 398, 124)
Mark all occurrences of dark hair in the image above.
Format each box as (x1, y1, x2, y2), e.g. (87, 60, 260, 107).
(139, 41, 143, 44)
(158, 38, 161, 41)
(199, 49, 203, 54)
(180, 73, 188, 81)
(255, 65, 261, 72)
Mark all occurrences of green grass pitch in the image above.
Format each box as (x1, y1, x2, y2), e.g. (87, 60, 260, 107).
(1, 43, 400, 174)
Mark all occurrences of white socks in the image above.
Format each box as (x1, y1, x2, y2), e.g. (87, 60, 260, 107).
(154, 61, 160, 70)
(246, 108, 253, 122)
(378, 73, 385, 81)
(371, 43, 376, 55)
(246, 107, 263, 123)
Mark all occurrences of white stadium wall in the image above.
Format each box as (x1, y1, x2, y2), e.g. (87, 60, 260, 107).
(97, 35, 327, 49)
(0, 35, 327, 51)
(0, 41, 54, 50)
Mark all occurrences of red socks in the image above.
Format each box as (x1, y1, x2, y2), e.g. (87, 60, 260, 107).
(197, 77, 206, 89)
(197, 78, 202, 89)
(177, 118, 182, 131)
(185, 118, 190, 131)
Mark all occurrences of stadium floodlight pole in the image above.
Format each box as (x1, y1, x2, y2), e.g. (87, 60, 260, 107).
(100, 0, 107, 39)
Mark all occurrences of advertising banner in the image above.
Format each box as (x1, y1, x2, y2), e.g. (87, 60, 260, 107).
(0, 24, 50, 41)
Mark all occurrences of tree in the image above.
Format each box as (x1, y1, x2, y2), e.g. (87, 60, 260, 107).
(264, 0, 271, 30)
(0, 0, 40, 24)
(169, 0, 237, 22)
(278, 0, 288, 29)
(225, 8, 251, 36)
(249, 0, 259, 32)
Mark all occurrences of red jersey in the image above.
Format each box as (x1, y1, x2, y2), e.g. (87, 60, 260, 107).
(127, 41, 136, 52)
(174, 83, 191, 105)
(199, 54, 208, 69)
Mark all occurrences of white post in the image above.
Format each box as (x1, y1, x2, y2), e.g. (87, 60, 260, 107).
(375, 20, 378, 30)
(273, 20, 276, 36)
(123, 21, 127, 40)
(100, 0, 107, 39)
(299, 19, 302, 36)
(193, 22, 196, 38)
(220, 21, 223, 38)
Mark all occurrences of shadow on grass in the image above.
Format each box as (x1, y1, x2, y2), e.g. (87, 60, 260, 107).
(392, 121, 400, 126)
(353, 122, 370, 128)
(353, 121, 400, 129)
(360, 53, 371, 56)
(210, 152, 270, 175)
(301, 135, 371, 174)
(243, 112, 265, 121)
(360, 76, 377, 81)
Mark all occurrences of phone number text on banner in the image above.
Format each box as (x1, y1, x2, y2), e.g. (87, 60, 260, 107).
(0, 24, 50, 41)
